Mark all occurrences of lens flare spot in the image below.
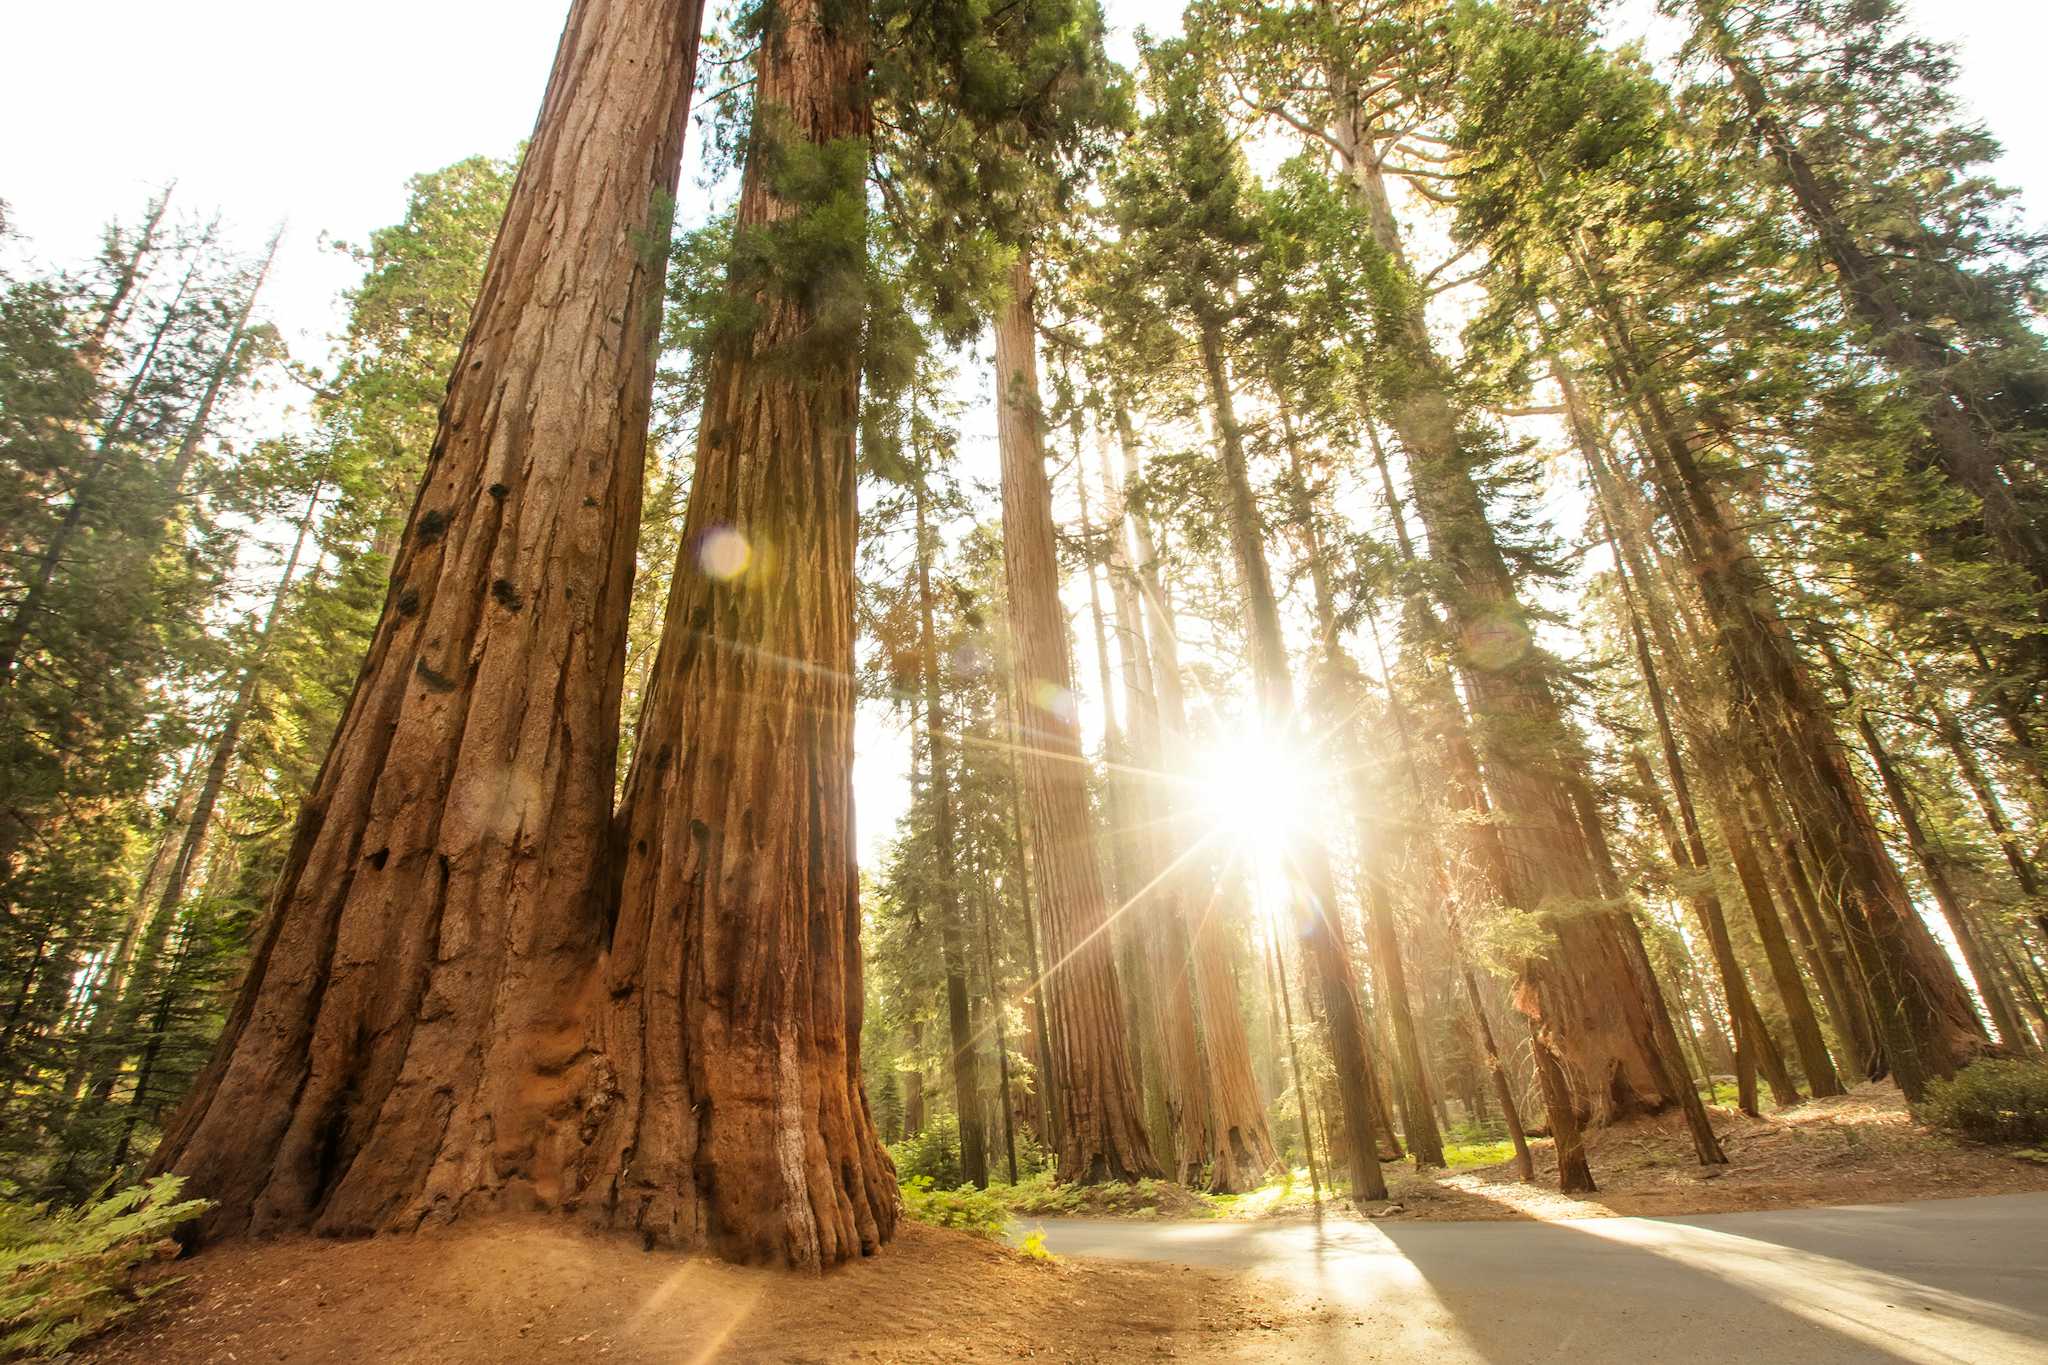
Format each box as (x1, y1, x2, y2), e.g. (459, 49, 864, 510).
(1461, 612, 1530, 671)
(698, 526, 751, 581)
(1031, 680, 1078, 725)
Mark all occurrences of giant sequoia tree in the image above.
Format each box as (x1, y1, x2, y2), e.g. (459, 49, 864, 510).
(153, 0, 706, 1240)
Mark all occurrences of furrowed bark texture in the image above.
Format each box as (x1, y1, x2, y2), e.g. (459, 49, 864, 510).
(588, 0, 894, 1266)
(994, 254, 1160, 1184)
(152, 0, 701, 1240)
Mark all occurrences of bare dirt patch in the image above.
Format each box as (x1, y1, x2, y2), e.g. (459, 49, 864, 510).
(79, 1218, 1298, 1364)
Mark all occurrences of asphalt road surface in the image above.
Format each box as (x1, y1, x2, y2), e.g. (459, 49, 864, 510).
(1023, 1193, 2048, 1363)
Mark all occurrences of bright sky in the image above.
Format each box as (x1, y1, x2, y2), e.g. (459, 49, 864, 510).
(3, 0, 2043, 863)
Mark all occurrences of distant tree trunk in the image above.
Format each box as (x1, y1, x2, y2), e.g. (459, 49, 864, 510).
(978, 884, 1021, 1183)
(0, 251, 205, 686)
(1279, 416, 1443, 1168)
(1112, 410, 1277, 1191)
(1825, 647, 2026, 1050)
(152, 485, 324, 939)
(593, 0, 896, 1265)
(1001, 686, 1063, 1149)
(82, 186, 174, 376)
(153, 0, 709, 1245)
(1565, 243, 1990, 1099)
(993, 252, 1158, 1184)
(1934, 696, 2048, 914)
(1197, 317, 1388, 1200)
(915, 471, 989, 1189)
(163, 229, 281, 497)
(1334, 149, 1712, 1160)
(902, 1022, 927, 1138)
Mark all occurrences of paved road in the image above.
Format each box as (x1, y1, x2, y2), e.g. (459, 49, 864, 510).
(1022, 1194, 2048, 1363)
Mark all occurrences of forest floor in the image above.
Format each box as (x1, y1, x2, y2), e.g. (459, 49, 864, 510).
(1109, 1081, 2048, 1224)
(81, 1219, 1301, 1364)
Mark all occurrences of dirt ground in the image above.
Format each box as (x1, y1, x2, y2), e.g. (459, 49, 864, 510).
(76, 1084, 2048, 1362)
(1312, 1081, 2048, 1223)
(81, 1219, 1297, 1364)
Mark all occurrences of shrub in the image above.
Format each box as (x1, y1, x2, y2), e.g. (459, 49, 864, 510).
(887, 1114, 964, 1189)
(897, 1176, 1011, 1239)
(1921, 1059, 2048, 1144)
(0, 1176, 209, 1360)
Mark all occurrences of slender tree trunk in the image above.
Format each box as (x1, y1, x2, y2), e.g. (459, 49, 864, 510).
(1564, 245, 1989, 1098)
(82, 186, 173, 376)
(1827, 648, 2027, 1050)
(1935, 697, 2047, 908)
(154, 0, 714, 1247)
(0, 252, 206, 685)
(915, 470, 988, 1188)
(1279, 416, 1444, 1168)
(1198, 316, 1386, 1200)
(993, 252, 1158, 1183)
(161, 228, 282, 499)
(979, 885, 1020, 1183)
(1001, 686, 1063, 1149)
(1113, 409, 1277, 1191)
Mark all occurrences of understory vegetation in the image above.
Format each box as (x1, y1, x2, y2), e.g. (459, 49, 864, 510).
(0, 1178, 206, 1359)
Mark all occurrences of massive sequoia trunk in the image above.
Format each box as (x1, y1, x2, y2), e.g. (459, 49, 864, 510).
(993, 253, 1160, 1184)
(590, 0, 894, 1265)
(153, 0, 703, 1239)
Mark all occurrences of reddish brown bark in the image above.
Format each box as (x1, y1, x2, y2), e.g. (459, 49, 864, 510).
(153, 0, 703, 1240)
(589, 0, 894, 1265)
(994, 253, 1159, 1184)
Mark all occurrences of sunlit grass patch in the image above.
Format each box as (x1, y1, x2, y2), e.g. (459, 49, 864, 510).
(1443, 1139, 1515, 1169)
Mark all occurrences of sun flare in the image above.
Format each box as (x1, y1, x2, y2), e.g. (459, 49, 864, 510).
(1190, 726, 1323, 856)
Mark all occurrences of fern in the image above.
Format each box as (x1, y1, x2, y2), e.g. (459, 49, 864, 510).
(0, 1176, 209, 1360)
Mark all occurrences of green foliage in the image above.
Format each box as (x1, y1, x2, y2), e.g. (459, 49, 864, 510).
(887, 1112, 966, 1188)
(0, 1176, 208, 1359)
(1920, 1060, 2048, 1144)
(896, 1176, 1011, 1239)
(1443, 1140, 1514, 1169)
(1015, 1228, 1057, 1262)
